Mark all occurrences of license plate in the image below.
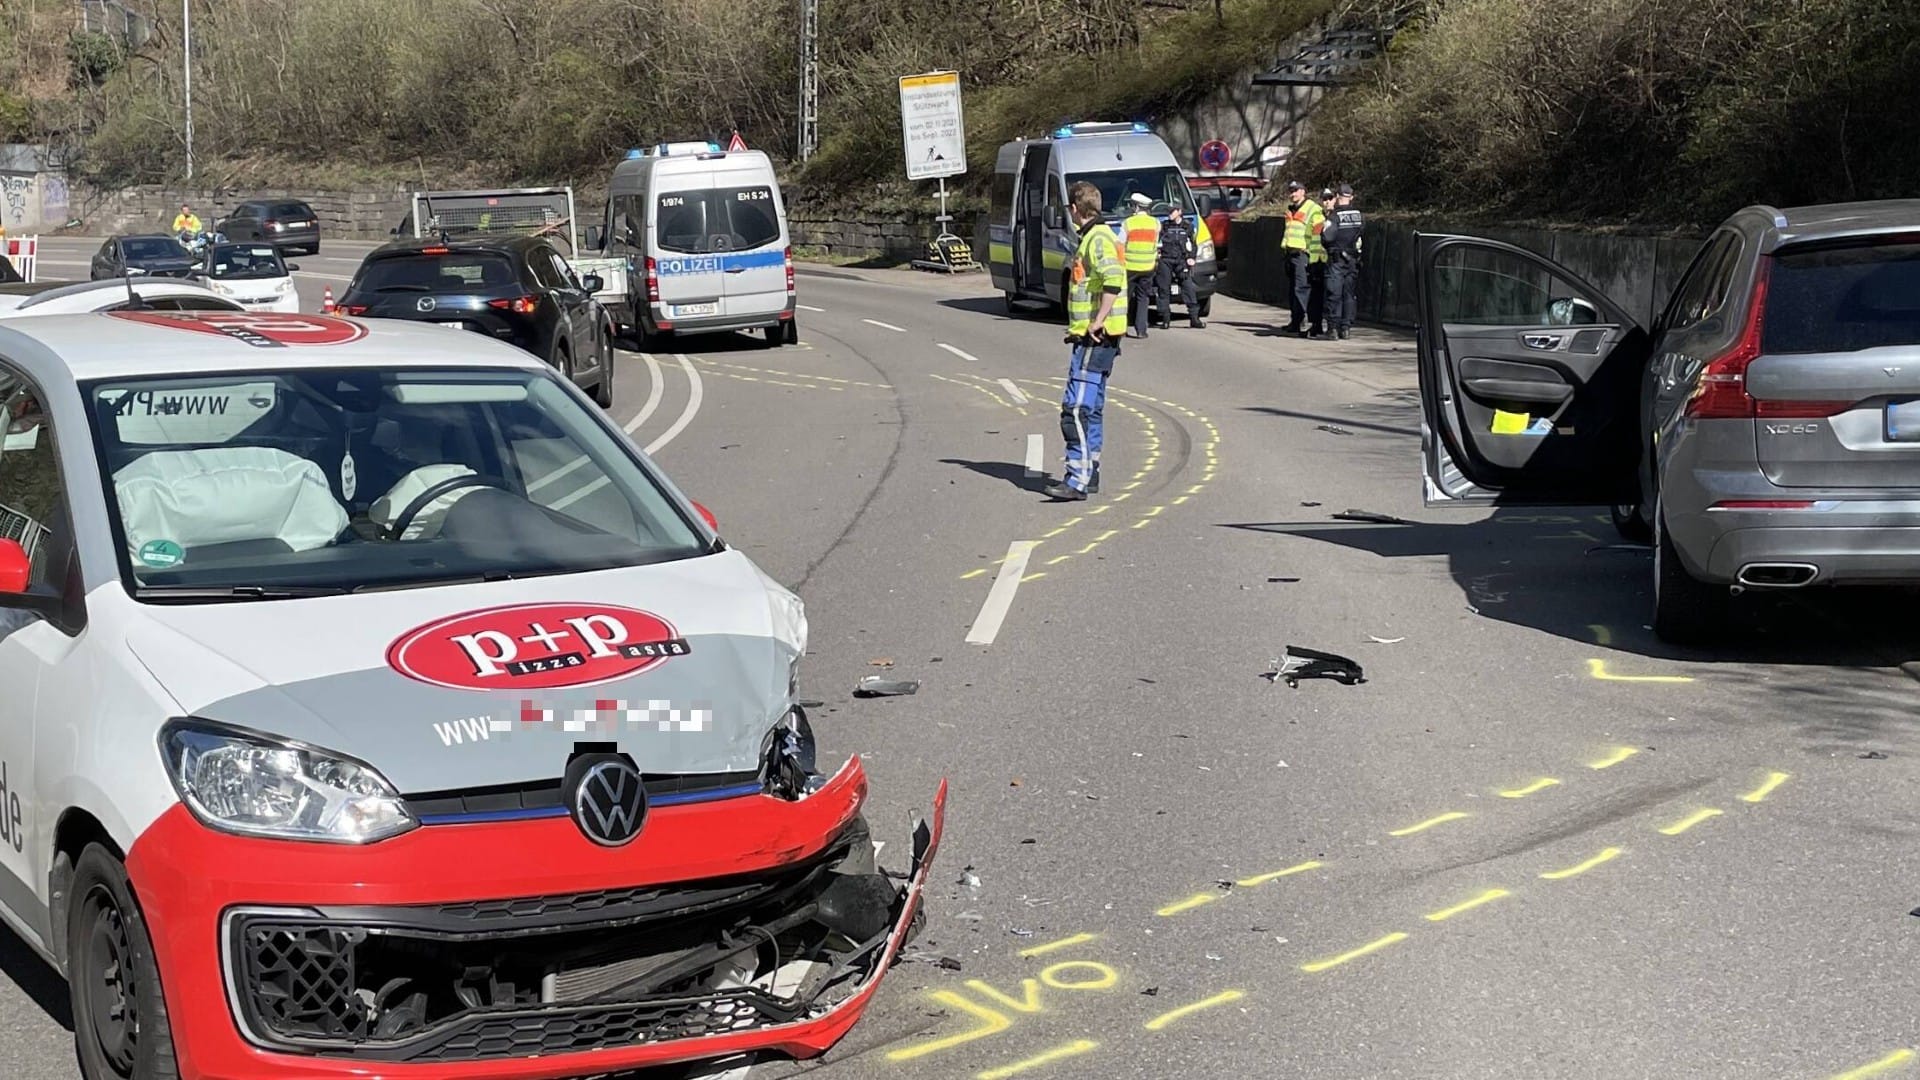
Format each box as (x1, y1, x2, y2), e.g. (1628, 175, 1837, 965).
(1885, 399, 1920, 442)
(671, 302, 718, 317)
(434, 320, 470, 330)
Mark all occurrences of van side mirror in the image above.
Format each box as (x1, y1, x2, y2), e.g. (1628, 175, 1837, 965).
(1044, 206, 1064, 230)
(691, 501, 718, 531)
(584, 225, 605, 250)
(581, 273, 604, 293)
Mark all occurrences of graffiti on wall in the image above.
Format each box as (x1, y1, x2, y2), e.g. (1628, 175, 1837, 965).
(0, 173, 35, 230)
(42, 175, 68, 222)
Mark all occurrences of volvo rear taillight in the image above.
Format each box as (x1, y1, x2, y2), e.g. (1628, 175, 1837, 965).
(645, 256, 660, 303)
(487, 295, 539, 314)
(784, 246, 795, 294)
(1686, 259, 1857, 420)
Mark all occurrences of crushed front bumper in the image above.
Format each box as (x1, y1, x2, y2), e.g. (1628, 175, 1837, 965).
(126, 757, 945, 1080)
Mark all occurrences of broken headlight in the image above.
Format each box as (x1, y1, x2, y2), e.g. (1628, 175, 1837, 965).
(760, 706, 821, 800)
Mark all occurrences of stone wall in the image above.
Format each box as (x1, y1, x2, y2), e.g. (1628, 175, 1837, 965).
(787, 209, 980, 265)
(70, 185, 416, 239)
(1224, 215, 1708, 330)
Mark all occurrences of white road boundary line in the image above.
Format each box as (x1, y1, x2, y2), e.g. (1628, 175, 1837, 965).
(998, 378, 1029, 404)
(937, 343, 979, 363)
(862, 318, 907, 333)
(797, 303, 826, 312)
(966, 541, 1039, 646)
(622, 354, 666, 433)
(1024, 434, 1044, 476)
(292, 270, 353, 281)
(644, 354, 704, 455)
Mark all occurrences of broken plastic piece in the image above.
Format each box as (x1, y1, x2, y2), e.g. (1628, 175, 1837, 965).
(1263, 646, 1366, 688)
(1269, 576, 1301, 583)
(1367, 635, 1405, 644)
(1300, 500, 1322, 507)
(1315, 424, 1353, 436)
(1859, 750, 1890, 760)
(1333, 509, 1413, 525)
(854, 676, 920, 697)
(1009, 928, 1035, 937)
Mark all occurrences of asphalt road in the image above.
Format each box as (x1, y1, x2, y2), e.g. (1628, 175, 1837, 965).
(6, 237, 1920, 1080)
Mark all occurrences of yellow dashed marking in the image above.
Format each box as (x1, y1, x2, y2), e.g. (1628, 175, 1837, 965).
(1144, 505, 1165, 517)
(1499, 777, 1561, 799)
(1156, 893, 1221, 917)
(1187, 484, 1205, 495)
(1143, 990, 1245, 1032)
(1046, 555, 1071, 566)
(1019, 932, 1097, 958)
(1539, 847, 1622, 880)
(1074, 541, 1101, 555)
(1237, 860, 1322, 887)
(1588, 746, 1639, 769)
(1658, 808, 1723, 836)
(1021, 572, 1046, 582)
(976, 1040, 1100, 1080)
(1089, 505, 1113, 515)
(1043, 526, 1070, 539)
(960, 568, 989, 580)
(1424, 888, 1510, 922)
(1300, 932, 1409, 973)
(1389, 812, 1470, 837)
(1741, 771, 1790, 803)
(1172, 495, 1190, 505)
(1828, 1049, 1917, 1080)
(1587, 659, 1695, 683)
(1131, 519, 1151, 529)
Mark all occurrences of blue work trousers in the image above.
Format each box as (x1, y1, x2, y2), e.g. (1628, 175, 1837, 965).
(1060, 339, 1118, 491)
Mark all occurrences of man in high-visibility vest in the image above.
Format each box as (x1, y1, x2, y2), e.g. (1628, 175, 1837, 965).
(1045, 180, 1128, 502)
(171, 203, 202, 240)
(1121, 193, 1161, 339)
(1280, 180, 1325, 335)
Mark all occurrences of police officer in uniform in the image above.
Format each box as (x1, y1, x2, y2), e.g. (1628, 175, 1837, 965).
(1153, 202, 1202, 330)
(1321, 183, 1363, 340)
(1045, 181, 1128, 501)
(1280, 181, 1325, 335)
(1120, 193, 1161, 339)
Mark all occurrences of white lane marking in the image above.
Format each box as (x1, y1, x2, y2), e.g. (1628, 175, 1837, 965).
(938, 343, 980, 363)
(292, 270, 352, 281)
(622, 353, 667, 433)
(797, 303, 826, 312)
(966, 541, 1039, 646)
(1024, 434, 1044, 476)
(644, 354, 704, 454)
(526, 453, 593, 493)
(862, 318, 907, 333)
(998, 378, 1029, 404)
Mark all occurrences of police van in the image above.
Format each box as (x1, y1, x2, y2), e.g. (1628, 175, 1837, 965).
(988, 122, 1217, 319)
(588, 142, 798, 349)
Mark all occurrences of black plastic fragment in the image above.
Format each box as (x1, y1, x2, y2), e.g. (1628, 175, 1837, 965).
(1264, 645, 1366, 687)
(1333, 509, 1413, 525)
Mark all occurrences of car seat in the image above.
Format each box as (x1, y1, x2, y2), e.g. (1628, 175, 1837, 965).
(114, 446, 348, 562)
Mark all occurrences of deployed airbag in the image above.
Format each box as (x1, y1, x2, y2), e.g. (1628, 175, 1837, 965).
(115, 447, 348, 556)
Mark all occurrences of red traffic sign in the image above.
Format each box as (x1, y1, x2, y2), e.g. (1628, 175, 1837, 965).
(1198, 140, 1231, 172)
(727, 131, 748, 152)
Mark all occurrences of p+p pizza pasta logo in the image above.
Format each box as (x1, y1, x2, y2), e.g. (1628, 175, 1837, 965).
(388, 603, 692, 692)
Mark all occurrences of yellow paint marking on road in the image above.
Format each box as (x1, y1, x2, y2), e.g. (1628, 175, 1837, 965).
(1156, 893, 1221, 917)
(1074, 541, 1101, 555)
(1131, 518, 1152, 529)
(1018, 932, 1097, 958)
(1588, 623, 1614, 646)
(1143, 990, 1246, 1032)
(885, 990, 1013, 1061)
(960, 568, 989, 580)
(1424, 888, 1511, 922)
(1389, 811, 1470, 837)
(1587, 659, 1696, 683)
(1589, 746, 1639, 769)
(1144, 505, 1165, 517)
(1124, 481, 1144, 490)
(1021, 572, 1046, 582)
(1131, 472, 1148, 481)
(1741, 771, 1790, 803)
(1042, 526, 1070, 539)
(1187, 484, 1205, 494)
(1113, 492, 1133, 502)
(1089, 505, 1113, 515)
(1499, 777, 1562, 799)
(1096, 530, 1118, 541)
(1238, 860, 1323, 887)
(1046, 555, 1071, 566)
(976, 1040, 1100, 1079)
(1828, 1049, 1917, 1080)
(1172, 495, 1190, 505)
(1539, 847, 1622, 880)
(1060, 516, 1083, 527)
(1658, 808, 1723, 836)
(1300, 932, 1409, 973)
(929, 372, 1027, 415)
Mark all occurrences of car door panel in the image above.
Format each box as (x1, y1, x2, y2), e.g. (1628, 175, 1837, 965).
(1417, 234, 1646, 505)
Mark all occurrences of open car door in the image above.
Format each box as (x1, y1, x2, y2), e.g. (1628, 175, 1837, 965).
(1416, 233, 1648, 506)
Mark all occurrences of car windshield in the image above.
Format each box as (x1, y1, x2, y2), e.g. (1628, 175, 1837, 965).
(354, 253, 519, 294)
(1073, 167, 1196, 220)
(206, 245, 286, 280)
(1763, 239, 1920, 354)
(655, 187, 781, 254)
(81, 367, 710, 599)
(123, 238, 190, 260)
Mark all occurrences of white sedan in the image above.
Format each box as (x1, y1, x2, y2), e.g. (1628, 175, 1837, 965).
(194, 241, 301, 312)
(0, 278, 244, 317)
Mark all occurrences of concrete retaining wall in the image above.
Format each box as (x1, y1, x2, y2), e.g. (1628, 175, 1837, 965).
(72, 185, 415, 239)
(1224, 216, 1707, 330)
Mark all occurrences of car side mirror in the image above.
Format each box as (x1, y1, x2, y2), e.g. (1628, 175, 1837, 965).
(584, 225, 605, 250)
(0, 539, 27, 594)
(1545, 297, 1600, 326)
(582, 273, 604, 293)
(691, 501, 718, 531)
(285, 263, 302, 271)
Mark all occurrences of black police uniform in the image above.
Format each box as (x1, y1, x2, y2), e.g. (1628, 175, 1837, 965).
(1153, 216, 1201, 329)
(1322, 200, 1364, 339)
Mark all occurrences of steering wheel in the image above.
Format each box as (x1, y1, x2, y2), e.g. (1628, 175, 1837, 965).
(388, 474, 509, 540)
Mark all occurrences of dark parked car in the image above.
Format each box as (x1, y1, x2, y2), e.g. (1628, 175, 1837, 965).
(89, 234, 198, 280)
(338, 235, 616, 407)
(1415, 199, 1920, 644)
(214, 199, 321, 255)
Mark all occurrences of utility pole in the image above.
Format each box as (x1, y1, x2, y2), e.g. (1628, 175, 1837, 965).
(182, 0, 194, 180)
(797, 0, 818, 162)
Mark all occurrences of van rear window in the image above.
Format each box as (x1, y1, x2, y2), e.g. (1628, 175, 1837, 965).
(357, 253, 519, 294)
(1763, 239, 1920, 354)
(656, 187, 781, 254)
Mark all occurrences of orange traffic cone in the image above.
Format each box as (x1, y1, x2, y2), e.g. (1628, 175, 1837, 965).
(322, 285, 335, 314)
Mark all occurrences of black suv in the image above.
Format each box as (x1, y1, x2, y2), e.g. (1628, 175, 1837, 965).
(215, 199, 321, 255)
(339, 236, 616, 407)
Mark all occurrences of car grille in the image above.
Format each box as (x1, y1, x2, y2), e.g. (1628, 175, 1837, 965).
(224, 833, 868, 1062)
(404, 771, 761, 822)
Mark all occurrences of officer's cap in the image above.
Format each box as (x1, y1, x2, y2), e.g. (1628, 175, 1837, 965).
(1338, 183, 1354, 196)
(1285, 180, 1304, 191)
(1129, 192, 1153, 207)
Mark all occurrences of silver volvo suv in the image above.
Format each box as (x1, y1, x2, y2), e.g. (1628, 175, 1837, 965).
(1414, 201, 1920, 644)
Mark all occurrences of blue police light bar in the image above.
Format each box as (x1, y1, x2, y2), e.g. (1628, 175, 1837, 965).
(1052, 121, 1154, 138)
(626, 148, 645, 159)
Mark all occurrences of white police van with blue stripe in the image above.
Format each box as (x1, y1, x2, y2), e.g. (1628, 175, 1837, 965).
(595, 142, 798, 349)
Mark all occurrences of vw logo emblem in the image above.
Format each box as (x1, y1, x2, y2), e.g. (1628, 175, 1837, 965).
(565, 756, 647, 847)
(416, 296, 437, 313)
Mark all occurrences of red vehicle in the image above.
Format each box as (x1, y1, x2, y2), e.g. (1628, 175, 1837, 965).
(1184, 174, 1267, 265)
